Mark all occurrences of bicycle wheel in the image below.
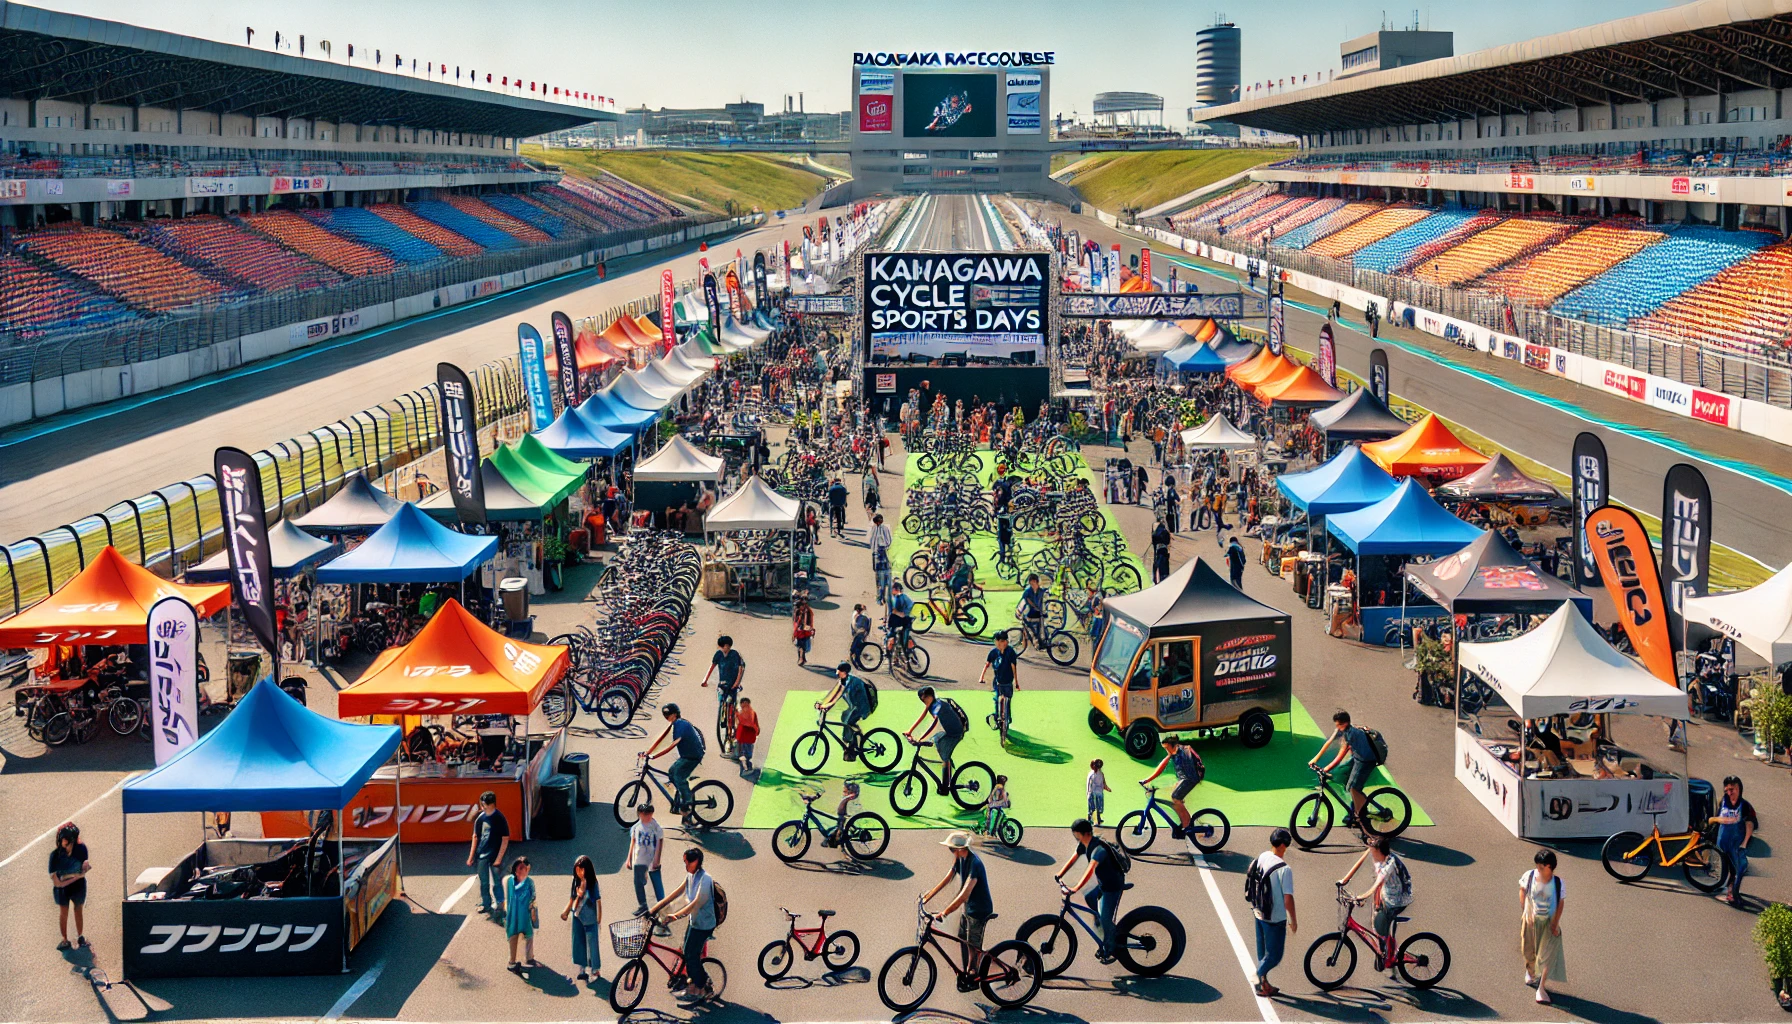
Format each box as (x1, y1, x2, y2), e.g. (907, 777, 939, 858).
(997, 816, 1024, 848)
(889, 770, 929, 817)
(1115, 810, 1158, 853)
(689, 780, 734, 828)
(596, 686, 635, 729)
(1683, 844, 1731, 893)
(954, 603, 988, 638)
(612, 780, 652, 828)
(539, 681, 576, 730)
(1395, 932, 1451, 989)
(911, 602, 937, 635)
(758, 939, 794, 981)
(1108, 562, 1143, 594)
(877, 947, 937, 1013)
(1290, 792, 1334, 849)
(901, 642, 931, 678)
(699, 957, 727, 1001)
(716, 704, 739, 759)
(823, 929, 861, 972)
(790, 730, 832, 776)
(1114, 905, 1186, 977)
(107, 697, 142, 737)
(858, 727, 904, 773)
(1600, 831, 1654, 881)
(1362, 786, 1413, 839)
(980, 939, 1043, 1008)
(853, 641, 884, 672)
(41, 712, 73, 747)
(1187, 807, 1230, 853)
(844, 811, 892, 861)
(609, 957, 649, 1013)
(771, 820, 812, 863)
(1046, 630, 1080, 666)
(1303, 932, 1357, 991)
(902, 566, 931, 592)
(950, 760, 996, 809)
(1017, 914, 1077, 978)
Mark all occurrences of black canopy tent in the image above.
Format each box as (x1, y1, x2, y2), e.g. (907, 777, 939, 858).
(1405, 530, 1591, 617)
(1308, 388, 1409, 446)
(1432, 453, 1564, 505)
(290, 472, 403, 534)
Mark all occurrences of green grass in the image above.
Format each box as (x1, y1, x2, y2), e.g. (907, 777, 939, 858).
(1062, 149, 1294, 213)
(521, 146, 830, 216)
(742, 691, 1432, 831)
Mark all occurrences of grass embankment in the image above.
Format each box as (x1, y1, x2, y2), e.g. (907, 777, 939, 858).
(1058, 148, 1294, 213)
(521, 147, 831, 216)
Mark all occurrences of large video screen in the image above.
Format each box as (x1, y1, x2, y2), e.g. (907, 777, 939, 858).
(902, 73, 998, 138)
(864, 252, 1050, 364)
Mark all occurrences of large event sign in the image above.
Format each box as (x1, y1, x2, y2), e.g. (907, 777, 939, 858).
(1006, 70, 1042, 133)
(213, 447, 279, 658)
(1369, 347, 1389, 406)
(1661, 463, 1713, 652)
(436, 362, 486, 526)
(516, 323, 555, 430)
(863, 252, 1049, 361)
(549, 311, 581, 408)
(659, 270, 676, 351)
(1585, 504, 1678, 683)
(1571, 432, 1609, 587)
(1060, 292, 1258, 319)
(147, 596, 199, 766)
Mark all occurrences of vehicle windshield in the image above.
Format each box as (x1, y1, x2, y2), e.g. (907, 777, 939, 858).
(1093, 616, 1145, 683)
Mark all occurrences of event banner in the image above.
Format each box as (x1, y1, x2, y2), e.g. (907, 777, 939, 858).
(781, 239, 791, 278)
(753, 251, 769, 311)
(863, 252, 1049, 360)
(703, 272, 722, 341)
(1139, 247, 1152, 288)
(1585, 504, 1678, 683)
(1571, 432, 1609, 587)
(549, 311, 580, 408)
(1268, 291, 1285, 356)
(1060, 292, 1247, 319)
(213, 447, 279, 658)
(858, 70, 894, 134)
(147, 595, 199, 766)
(1005, 70, 1042, 133)
(659, 270, 676, 351)
(725, 267, 744, 320)
(1105, 248, 1120, 290)
(1369, 347, 1389, 406)
(784, 294, 857, 315)
(515, 323, 555, 430)
(436, 362, 486, 525)
(1316, 322, 1337, 387)
(1661, 463, 1714, 651)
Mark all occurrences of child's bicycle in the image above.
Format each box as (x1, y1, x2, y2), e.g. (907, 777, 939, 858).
(608, 913, 728, 1013)
(758, 907, 860, 981)
(1115, 782, 1230, 854)
(1303, 882, 1451, 991)
(973, 804, 1024, 848)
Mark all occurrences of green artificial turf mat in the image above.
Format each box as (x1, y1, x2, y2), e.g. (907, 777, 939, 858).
(741, 689, 1432, 831)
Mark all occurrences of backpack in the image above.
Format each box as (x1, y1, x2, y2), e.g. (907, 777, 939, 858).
(710, 881, 728, 927)
(862, 677, 880, 715)
(1387, 854, 1412, 903)
(1360, 727, 1389, 766)
(1244, 855, 1284, 917)
(938, 697, 970, 736)
(1092, 835, 1132, 877)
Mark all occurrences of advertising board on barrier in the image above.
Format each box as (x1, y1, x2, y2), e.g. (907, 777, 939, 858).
(1005, 71, 1042, 134)
(185, 177, 240, 197)
(0, 179, 25, 200)
(290, 311, 363, 345)
(1602, 368, 1647, 401)
(271, 175, 330, 194)
(1648, 378, 1693, 415)
(1690, 388, 1733, 426)
(1567, 176, 1597, 193)
(106, 179, 134, 197)
(1671, 177, 1721, 198)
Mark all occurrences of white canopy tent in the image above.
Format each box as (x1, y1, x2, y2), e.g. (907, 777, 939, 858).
(704, 476, 801, 531)
(611, 371, 677, 411)
(1129, 324, 1187, 354)
(652, 354, 706, 388)
(720, 319, 760, 348)
(1459, 603, 1691, 719)
(634, 435, 725, 482)
(675, 292, 707, 325)
(638, 359, 696, 396)
(1682, 562, 1792, 666)
(1180, 414, 1258, 449)
(672, 341, 717, 371)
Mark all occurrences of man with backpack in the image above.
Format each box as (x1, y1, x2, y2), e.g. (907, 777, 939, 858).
(905, 686, 967, 796)
(1056, 818, 1129, 963)
(1246, 828, 1297, 996)
(1310, 710, 1384, 831)
(817, 662, 875, 762)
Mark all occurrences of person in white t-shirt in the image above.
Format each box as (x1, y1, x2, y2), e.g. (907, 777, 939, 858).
(1250, 828, 1296, 997)
(627, 804, 665, 917)
(1520, 849, 1566, 1004)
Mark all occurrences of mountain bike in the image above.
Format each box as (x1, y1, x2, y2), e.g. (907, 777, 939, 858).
(1009, 613, 1080, 666)
(758, 907, 860, 981)
(612, 752, 734, 829)
(911, 584, 989, 639)
(1017, 882, 1187, 978)
(877, 898, 1043, 1012)
(1600, 809, 1731, 893)
(1289, 765, 1412, 848)
(856, 623, 930, 678)
(716, 686, 740, 760)
(888, 738, 995, 817)
(773, 791, 892, 863)
(790, 706, 903, 776)
(607, 913, 727, 1013)
(1303, 882, 1450, 991)
(1115, 782, 1230, 854)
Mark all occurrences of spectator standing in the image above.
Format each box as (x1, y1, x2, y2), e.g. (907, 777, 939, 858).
(467, 791, 510, 915)
(792, 596, 815, 667)
(1713, 775, 1757, 904)
(504, 856, 539, 973)
(1086, 759, 1111, 826)
(1226, 536, 1248, 590)
(48, 822, 89, 950)
(1135, 465, 1149, 505)
(734, 697, 760, 776)
(1249, 828, 1296, 996)
(627, 805, 666, 917)
(870, 515, 894, 605)
(1151, 520, 1173, 583)
(562, 855, 602, 983)
(1520, 850, 1566, 1004)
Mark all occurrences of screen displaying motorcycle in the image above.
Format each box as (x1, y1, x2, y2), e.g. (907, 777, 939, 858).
(903, 73, 998, 137)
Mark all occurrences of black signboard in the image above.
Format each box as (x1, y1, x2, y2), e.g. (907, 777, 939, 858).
(753, 251, 769, 310)
(1369, 347, 1390, 406)
(1661, 462, 1713, 648)
(549, 310, 580, 408)
(124, 891, 341, 978)
(436, 362, 485, 525)
(1060, 292, 1262, 320)
(1571, 431, 1608, 587)
(703, 273, 722, 340)
(212, 447, 278, 657)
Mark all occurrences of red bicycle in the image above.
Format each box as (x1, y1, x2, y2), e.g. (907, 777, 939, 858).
(1303, 882, 1451, 991)
(608, 913, 728, 1013)
(756, 907, 860, 981)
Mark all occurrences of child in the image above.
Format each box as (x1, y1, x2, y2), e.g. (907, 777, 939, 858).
(1087, 759, 1112, 827)
(734, 697, 760, 776)
(504, 856, 539, 973)
(985, 775, 1011, 835)
(792, 596, 815, 667)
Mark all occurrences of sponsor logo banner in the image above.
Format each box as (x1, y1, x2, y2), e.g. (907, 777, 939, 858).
(1571, 432, 1608, 587)
(1602, 368, 1646, 401)
(660, 270, 677, 350)
(550, 311, 581, 407)
(783, 294, 856, 315)
(1060, 292, 1249, 319)
(0, 180, 25, 199)
(1689, 388, 1732, 426)
(435, 362, 486, 525)
(106, 179, 134, 197)
(516, 323, 555, 431)
(214, 448, 280, 657)
(1567, 176, 1597, 192)
(1671, 176, 1720, 198)
(1507, 172, 1535, 190)
(1006, 71, 1042, 134)
(858, 93, 892, 134)
(147, 596, 199, 766)
(1661, 463, 1713, 652)
(1315, 322, 1336, 387)
(290, 311, 363, 345)
(859, 70, 895, 94)
(271, 175, 330, 194)
(1586, 504, 1678, 682)
(124, 898, 339, 978)
(875, 373, 897, 393)
(1648, 378, 1692, 415)
(185, 177, 239, 197)
(1369, 348, 1389, 406)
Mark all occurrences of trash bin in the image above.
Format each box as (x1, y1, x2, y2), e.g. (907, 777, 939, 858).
(537, 774, 577, 841)
(499, 577, 529, 622)
(559, 752, 591, 808)
(1688, 778, 1715, 834)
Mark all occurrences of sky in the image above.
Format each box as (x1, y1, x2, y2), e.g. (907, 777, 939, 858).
(27, 0, 1686, 121)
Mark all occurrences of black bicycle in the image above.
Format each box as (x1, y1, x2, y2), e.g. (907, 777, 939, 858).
(773, 792, 892, 863)
(1017, 882, 1187, 978)
(1290, 765, 1412, 848)
(790, 705, 903, 776)
(612, 752, 734, 829)
(889, 738, 995, 817)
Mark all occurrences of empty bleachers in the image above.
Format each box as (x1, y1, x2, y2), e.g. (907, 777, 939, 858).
(1351, 209, 1488, 273)
(535, 185, 628, 232)
(13, 227, 233, 311)
(1552, 226, 1773, 325)
(1631, 242, 1792, 350)
(442, 195, 553, 243)
(1307, 207, 1433, 260)
(238, 210, 398, 277)
(306, 207, 446, 265)
(482, 193, 569, 238)
(366, 204, 485, 257)
(1171, 183, 1273, 230)
(1476, 223, 1666, 306)
(144, 216, 341, 293)
(0, 254, 138, 335)
(409, 201, 524, 251)
(1410, 217, 1578, 287)
(1275, 201, 1381, 250)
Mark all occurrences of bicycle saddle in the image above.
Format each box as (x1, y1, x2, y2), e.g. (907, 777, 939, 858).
(1395, 916, 1411, 923)
(817, 909, 836, 918)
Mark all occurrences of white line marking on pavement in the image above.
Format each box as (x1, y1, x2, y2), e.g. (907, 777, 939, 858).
(321, 957, 385, 1021)
(0, 774, 136, 871)
(439, 874, 478, 914)
(1192, 845, 1281, 1024)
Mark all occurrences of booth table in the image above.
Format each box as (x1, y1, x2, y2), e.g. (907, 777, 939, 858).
(341, 733, 566, 843)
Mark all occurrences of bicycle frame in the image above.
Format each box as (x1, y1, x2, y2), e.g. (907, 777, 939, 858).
(913, 906, 1000, 979)
(787, 919, 833, 957)
(902, 744, 950, 789)
(1330, 890, 1397, 967)
(1629, 825, 1703, 868)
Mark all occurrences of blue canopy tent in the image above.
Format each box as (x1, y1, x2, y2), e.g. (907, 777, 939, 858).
(187, 519, 340, 582)
(1277, 447, 1401, 517)
(315, 502, 498, 584)
(534, 404, 638, 459)
(1326, 478, 1485, 645)
(1163, 342, 1232, 373)
(579, 390, 659, 432)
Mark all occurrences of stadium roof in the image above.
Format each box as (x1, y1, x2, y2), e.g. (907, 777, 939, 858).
(0, 1, 608, 137)
(1195, 0, 1792, 135)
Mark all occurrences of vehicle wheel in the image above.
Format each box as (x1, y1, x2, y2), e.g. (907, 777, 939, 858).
(540, 681, 576, 730)
(1290, 792, 1334, 849)
(772, 820, 812, 863)
(1238, 710, 1274, 749)
(902, 643, 931, 678)
(790, 730, 832, 776)
(877, 947, 937, 1013)
(689, 780, 734, 828)
(1683, 845, 1731, 893)
(1046, 631, 1080, 666)
(1600, 831, 1653, 881)
(1303, 932, 1357, 991)
(612, 781, 652, 828)
(758, 939, 794, 980)
(844, 812, 892, 860)
(950, 760, 996, 809)
(1396, 931, 1451, 989)
(822, 929, 861, 972)
(42, 712, 73, 747)
(911, 603, 937, 635)
(596, 686, 634, 728)
(1114, 905, 1186, 977)
(997, 816, 1024, 847)
(107, 697, 143, 737)
(1115, 810, 1157, 854)
(980, 939, 1043, 1008)
(1017, 914, 1077, 978)
(699, 957, 727, 1000)
(1088, 707, 1114, 736)
(955, 603, 989, 638)
(1187, 807, 1231, 853)
(609, 958, 649, 1013)
(889, 770, 929, 817)
(1362, 786, 1413, 839)
(853, 642, 884, 672)
(1122, 721, 1158, 760)
(858, 727, 903, 773)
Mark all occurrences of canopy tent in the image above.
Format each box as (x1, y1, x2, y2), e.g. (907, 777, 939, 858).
(1206, 330, 1259, 365)
(1327, 478, 1485, 555)
(418, 454, 574, 522)
(1361, 414, 1490, 481)
(1163, 341, 1233, 373)
(1683, 562, 1792, 665)
(188, 520, 340, 582)
(732, 314, 771, 341)
(490, 443, 585, 507)
(337, 599, 569, 717)
(633, 314, 667, 344)
(634, 435, 725, 482)
(637, 359, 696, 396)
(532, 405, 637, 459)
(1433, 453, 1563, 505)
(515, 433, 591, 479)
(674, 292, 706, 324)
(314, 503, 499, 584)
(705, 475, 801, 531)
(651, 354, 705, 388)
(1459, 602, 1691, 720)
(1405, 530, 1592, 615)
(1309, 388, 1410, 441)
(1118, 274, 1151, 293)
(1127, 323, 1186, 354)
(1275, 446, 1400, 517)
(580, 389, 659, 431)
(122, 681, 400, 813)
(1231, 352, 1299, 389)
(1176, 318, 1222, 345)
(1243, 357, 1304, 396)
(720, 319, 760, 349)
(615, 315, 659, 348)
(1104, 556, 1292, 633)
(543, 329, 619, 374)
(1179, 413, 1258, 449)
(599, 318, 640, 353)
(0, 545, 230, 646)
(290, 472, 402, 534)
(612, 370, 678, 411)
(672, 341, 717, 372)
(1224, 346, 1279, 384)
(1255, 364, 1347, 406)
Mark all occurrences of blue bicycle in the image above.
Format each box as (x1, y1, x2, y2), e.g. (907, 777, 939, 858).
(1017, 882, 1186, 978)
(773, 792, 892, 863)
(1115, 782, 1230, 854)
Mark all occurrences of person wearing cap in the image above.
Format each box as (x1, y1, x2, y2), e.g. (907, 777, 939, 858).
(647, 703, 705, 823)
(818, 661, 874, 761)
(923, 831, 995, 978)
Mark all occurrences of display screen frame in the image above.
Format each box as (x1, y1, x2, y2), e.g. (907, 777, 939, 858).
(902, 72, 999, 139)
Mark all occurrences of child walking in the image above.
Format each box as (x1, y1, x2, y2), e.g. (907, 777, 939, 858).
(1086, 759, 1112, 827)
(734, 697, 760, 776)
(504, 856, 539, 973)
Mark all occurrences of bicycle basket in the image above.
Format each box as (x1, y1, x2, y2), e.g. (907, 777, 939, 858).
(610, 918, 650, 958)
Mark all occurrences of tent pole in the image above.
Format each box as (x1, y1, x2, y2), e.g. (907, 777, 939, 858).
(339, 828, 347, 971)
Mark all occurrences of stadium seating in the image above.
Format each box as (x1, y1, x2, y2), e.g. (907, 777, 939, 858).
(13, 226, 233, 311)
(238, 210, 398, 277)
(0, 254, 138, 335)
(305, 207, 446, 265)
(1171, 183, 1273, 229)
(442, 195, 553, 243)
(519, 191, 616, 234)
(1351, 208, 1489, 273)
(482, 193, 569, 238)
(1215, 193, 1298, 234)
(365, 204, 485, 257)
(1476, 223, 1667, 306)
(409, 201, 524, 251)
(1409, 217, 1578, 287)
(535, 185, 628, 232)
(143, 216, 341, 293)
(1306, 206, 1433, 260)
(1274, 201, 1381, 250)
(1552, 226, 1773, 325)
(1631, 242, 1792, 350)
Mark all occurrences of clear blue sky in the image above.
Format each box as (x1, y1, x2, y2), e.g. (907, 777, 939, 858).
(31, 0, 1683, 120)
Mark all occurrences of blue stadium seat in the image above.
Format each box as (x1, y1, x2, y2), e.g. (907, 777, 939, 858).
(306, 207, 446, 265)
(1549, 225, 1772, 324)
(408, 201, 525, 251)
(482, 194, 569, 238)
(1351, 209, 1481, 272)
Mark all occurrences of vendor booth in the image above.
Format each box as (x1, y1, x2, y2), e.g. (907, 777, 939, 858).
(1179, 414, 1258, 450)
(1272, 448, 1399, 582)
(1254, 365, 1346, 408)
(187, 520, 338, 583)
(1683, 561, 1792, 667)
(702, 475, 801, 601)
(290, 473, 402, 534)
(1326, 479, 1483, 644)
(1162, 341, 1232, 374)
(1309, 389, 1410, 452)
(189, 521, 339, 667)
(1088, 557, 1292, 758)
(330, 599, 570, 842)
(1361, 414, 1489, 483)
(581, 388, 660, 433)
(315, 504, 500, 586)
(1454, 602, 1692, 839)
(121, 682, 401, 978)
(0, 545, 230, 646)
(635, 436, 727, 531)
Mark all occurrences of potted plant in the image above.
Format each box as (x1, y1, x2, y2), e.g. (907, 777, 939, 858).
(1742, 680, 1792, 764)
(1753, 902, 1792, 1009)
(542, 535, 570, 592)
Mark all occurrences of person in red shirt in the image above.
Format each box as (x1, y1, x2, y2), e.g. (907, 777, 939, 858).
(733, 697, 760, 776)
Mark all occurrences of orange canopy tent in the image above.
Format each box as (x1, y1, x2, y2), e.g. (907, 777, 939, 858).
(1361, 413, 1491, 481)
(1177, 318, 1221, 345)
(1236, 354, 1302, 392)
(544, 328, 619, 374)
(1118, 274, 1150, 293)
(0, 546, 229, 646)
(633, 315, 669, 347)
(599, 319, 639, 350)
(337, 599, 569, 717)
(1256, 365, 1347, 406)
(615, 315, 659, 347)
(1224, 347, 1279, 384)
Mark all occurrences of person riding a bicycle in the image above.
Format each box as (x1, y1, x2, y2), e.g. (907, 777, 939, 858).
(1309, 711, 1376, 830)
(850, 604, 873, 662)
(905, 686, 965, 796)
(1019, 575, 1047, 647)
(827, 477, 850, 535)
(923, 831, 996, 980)
(1055, 818, 1126, 963)
(888, 583, 916, 653)
(1139, 734, 1205, 842)
(701, 636, 746, 700)
(818, 662, 875, 761)
(647, 704, 705, 824)
(979, 632, 1020, 738)
(1336, 835, 1412, 967)
(946, 557, 977, 622)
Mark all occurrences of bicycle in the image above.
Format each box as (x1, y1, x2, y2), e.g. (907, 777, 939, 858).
(612, 752, 735, 830)
(1599, 809, 1732, 893)
(1289, 765, 1413, 848)
(1009, 613, 1080, 666)
(856, 623, 930, 679)
(790, 706, 903, 776)
(888, 738, 996, 818)
(773, 792, 892, 863)
(971, 804, 1024, 848)
(607, 912, 728, 1013)
(716, 687, 740, 761)
(758, 907, 860, 981)
(876, 898, 1043, 1012)
(985, 690, 1014, 747)
(1115, 782, 1231, 854)
(1017, 882, 1187, 978)
(1303, 882, 1451, 991)
(910, 584, 990, 639)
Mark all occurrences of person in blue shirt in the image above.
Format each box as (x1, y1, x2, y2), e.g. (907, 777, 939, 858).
(1056, 818, 1126, 962)
(827, 477, 850, 536)
(1310, 710, 1377, 828)
(1018, 575, 1048, 647)
(818, 661, 875, 761)
(905, 686, 965, 796)
(648, 703, 705, 824)
(887, 581, 915, 653)
(978, 631, 1021, 740)
(923, 831, 995, 975)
